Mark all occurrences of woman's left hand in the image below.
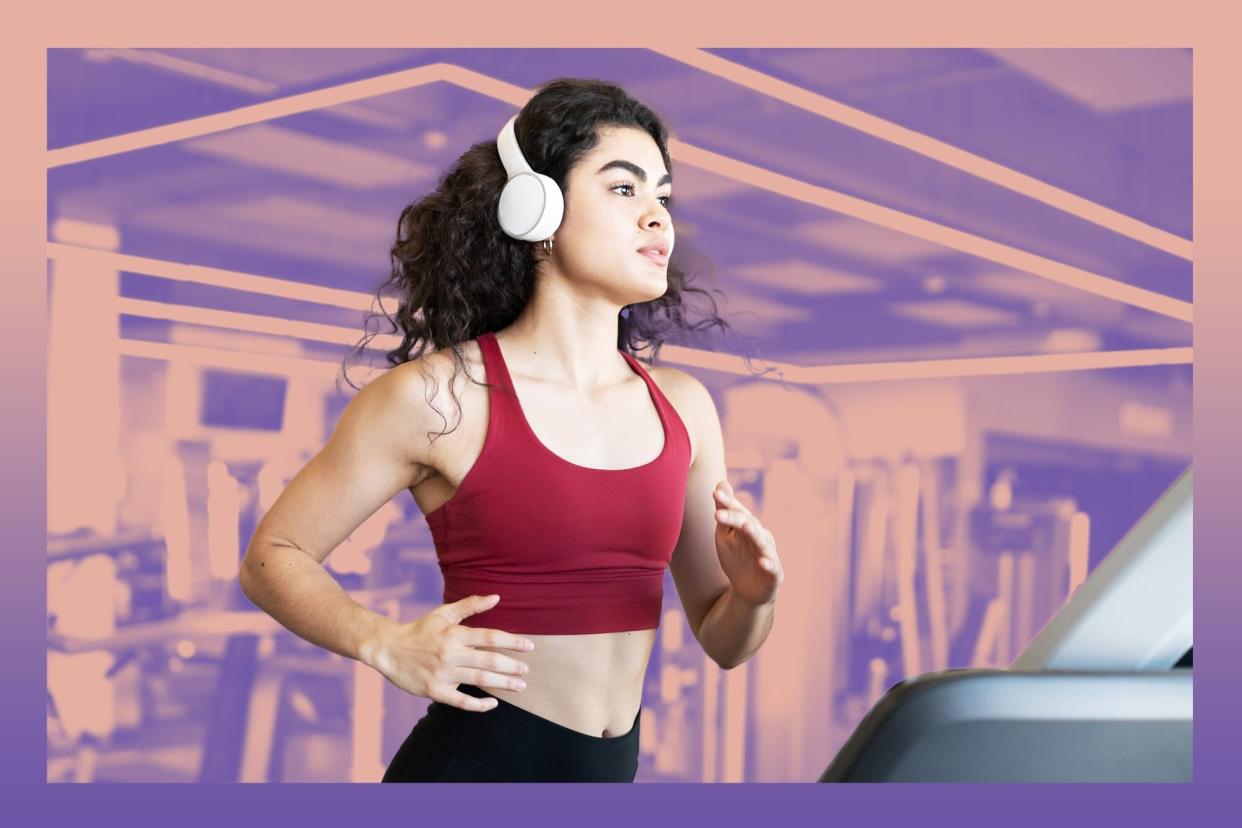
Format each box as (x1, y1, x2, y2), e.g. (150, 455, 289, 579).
(713, 480, 783, 607)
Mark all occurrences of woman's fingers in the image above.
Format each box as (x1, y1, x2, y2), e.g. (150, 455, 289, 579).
(716, 508, 778, 558)
(426, 627, 534, 711)
(455, 641, 531, 679)
(447, 666, 528, 693)
(715, 507, 757, 533)
(712, 482, 782, 580)
(713, 485, 747, 517)
(459, 626, 535, 654)
(712, 487, 771, 540)
(437, 687, 500, 712)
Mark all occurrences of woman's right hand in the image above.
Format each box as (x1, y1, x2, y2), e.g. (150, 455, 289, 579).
(368, 594, 535, 711)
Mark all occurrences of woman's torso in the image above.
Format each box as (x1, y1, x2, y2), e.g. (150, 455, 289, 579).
(407, 332, 692, 738)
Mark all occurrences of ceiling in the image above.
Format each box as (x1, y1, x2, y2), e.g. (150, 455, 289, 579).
(46, 48, 1192, 376)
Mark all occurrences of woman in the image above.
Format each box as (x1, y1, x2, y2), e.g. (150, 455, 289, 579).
(239, 77, 784, 783)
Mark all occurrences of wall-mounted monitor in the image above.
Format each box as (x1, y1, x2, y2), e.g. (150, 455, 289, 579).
(198, 369, 287, 432)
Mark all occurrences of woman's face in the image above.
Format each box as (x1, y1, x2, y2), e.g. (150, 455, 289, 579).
(549, 126, 675, 307)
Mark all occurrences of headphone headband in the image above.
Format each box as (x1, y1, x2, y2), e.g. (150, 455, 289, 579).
(496, 115, 532, 177)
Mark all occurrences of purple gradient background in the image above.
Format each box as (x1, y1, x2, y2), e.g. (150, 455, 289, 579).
(6, 3, 1240, 825)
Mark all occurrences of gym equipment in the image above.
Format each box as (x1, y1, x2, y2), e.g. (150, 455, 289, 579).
(819, 467, 1192, 782)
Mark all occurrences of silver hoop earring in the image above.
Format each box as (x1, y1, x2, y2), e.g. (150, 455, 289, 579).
(542, 237, 554, 256)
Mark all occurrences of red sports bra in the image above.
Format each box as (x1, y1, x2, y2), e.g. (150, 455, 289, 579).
(423, 331, 693, 634)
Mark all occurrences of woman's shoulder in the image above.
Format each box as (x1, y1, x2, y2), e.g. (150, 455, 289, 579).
(644, 363, 716, 462)
(645, 362, 709, 408)
(383, 340, 487, 410)
(363, 340, 484, 428)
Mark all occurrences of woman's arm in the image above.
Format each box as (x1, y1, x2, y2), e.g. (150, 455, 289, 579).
(665, 370, 782, 670)
(239, 541, 397, 670)
(238, 357, 441, 670)
(695, 569, 777, 670)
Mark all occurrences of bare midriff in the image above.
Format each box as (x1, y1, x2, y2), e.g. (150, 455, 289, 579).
(477, 629, 656, 737)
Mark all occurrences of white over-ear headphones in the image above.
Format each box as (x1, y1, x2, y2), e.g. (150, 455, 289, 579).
(495, 114, 564, 242)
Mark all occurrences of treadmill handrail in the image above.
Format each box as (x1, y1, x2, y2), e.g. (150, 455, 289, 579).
(1012, 466, 1192, 671)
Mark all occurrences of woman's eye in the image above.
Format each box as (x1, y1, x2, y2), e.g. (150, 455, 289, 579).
(613, 183, 672, 209)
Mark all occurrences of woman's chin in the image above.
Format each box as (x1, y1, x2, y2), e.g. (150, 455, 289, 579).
(635, 268, 668, 294)
(633, 284, 668, 304)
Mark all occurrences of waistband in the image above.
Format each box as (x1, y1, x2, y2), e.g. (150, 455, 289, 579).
(416, 684, 641, 782)
(444, 567, 664, 634)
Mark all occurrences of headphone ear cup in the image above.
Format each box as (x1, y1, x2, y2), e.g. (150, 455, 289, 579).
(527, 173, 564, 241)
(497, 171, 564, 241)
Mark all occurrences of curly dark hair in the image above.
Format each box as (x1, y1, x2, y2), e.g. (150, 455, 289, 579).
(339, 76, 780, 445)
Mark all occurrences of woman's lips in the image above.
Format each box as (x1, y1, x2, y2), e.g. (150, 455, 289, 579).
(638, 249, 669, 265)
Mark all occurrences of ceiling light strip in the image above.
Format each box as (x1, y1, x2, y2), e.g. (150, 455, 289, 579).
(660, 343, 1192, 384)
(47, 63, 533, 168)
(672, 142, 1193, 324)
(116, 328, 1189, 388)
(48, 243, 378, 311)
(118, 338, 356, 380)
(117, 296, 404, 351)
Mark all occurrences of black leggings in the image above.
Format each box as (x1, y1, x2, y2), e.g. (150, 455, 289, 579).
(381, 683, 641, 782)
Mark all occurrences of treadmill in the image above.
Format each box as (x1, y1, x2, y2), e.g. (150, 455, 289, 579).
(819, 467, 1192, 782)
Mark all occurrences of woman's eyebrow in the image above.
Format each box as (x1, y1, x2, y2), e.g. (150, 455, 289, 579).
(596, 159, 672, 187)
